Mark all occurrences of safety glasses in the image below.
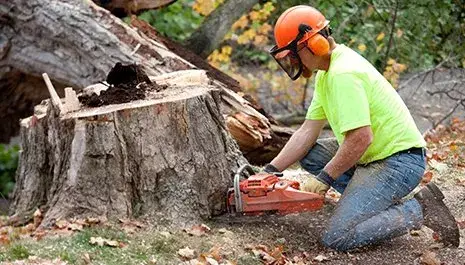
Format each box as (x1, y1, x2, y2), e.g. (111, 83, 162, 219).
(269, 25, 332, 80)
(269, 27, 308, 80)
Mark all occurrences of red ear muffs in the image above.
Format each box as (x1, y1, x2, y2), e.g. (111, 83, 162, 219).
(307, 34, 330, 56)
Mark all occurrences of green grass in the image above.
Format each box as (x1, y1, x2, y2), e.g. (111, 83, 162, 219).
(237, 254, 262, 265)
(0, 226, 182, 265)
(5, 244, 30, 260)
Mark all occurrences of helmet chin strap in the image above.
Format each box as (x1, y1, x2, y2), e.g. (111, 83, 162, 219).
(302, 66, 312, 78)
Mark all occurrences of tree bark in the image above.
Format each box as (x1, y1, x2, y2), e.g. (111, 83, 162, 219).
(93, 0, 177, 17)
(186, 0, 259, 58)
(11, 77, 247, 227)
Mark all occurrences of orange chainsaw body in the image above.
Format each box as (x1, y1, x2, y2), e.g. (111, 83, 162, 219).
(227, 172, 324, 215)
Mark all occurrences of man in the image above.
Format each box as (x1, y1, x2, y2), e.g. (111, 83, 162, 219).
(265, 5, 460, 251)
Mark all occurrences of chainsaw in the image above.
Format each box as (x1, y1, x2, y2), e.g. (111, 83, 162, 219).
(227, 164, 324, 215)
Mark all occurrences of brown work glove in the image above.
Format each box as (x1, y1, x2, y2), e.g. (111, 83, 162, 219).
(301, 170, 333, 195)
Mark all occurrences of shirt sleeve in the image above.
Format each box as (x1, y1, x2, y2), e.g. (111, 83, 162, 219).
(305, 89, 326, 120)
(330, 74, 371, 133)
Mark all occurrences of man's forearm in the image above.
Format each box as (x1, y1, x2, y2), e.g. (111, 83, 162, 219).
(324, 126, 373, 179)
(270, 120, 325, 171)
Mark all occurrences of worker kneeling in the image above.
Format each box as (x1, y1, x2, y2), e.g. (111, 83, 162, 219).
(265, 5, 460, 251)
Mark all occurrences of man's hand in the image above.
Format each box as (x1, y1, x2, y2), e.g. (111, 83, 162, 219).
(263, 164, 283, 177)
(302, 170, 334, 195)
(302, 177, 329, 195)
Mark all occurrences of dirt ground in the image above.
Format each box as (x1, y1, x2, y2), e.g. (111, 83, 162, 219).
(206, 168, 465, 265)
(3, 167, 464, 265)
(2, 130, 465, 265)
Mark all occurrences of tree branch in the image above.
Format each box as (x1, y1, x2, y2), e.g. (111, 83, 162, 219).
(382, 0, 399, 70)
(432, 100, 463, 128)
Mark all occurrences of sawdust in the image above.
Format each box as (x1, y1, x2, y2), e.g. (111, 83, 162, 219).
(78, 63, 167, 107)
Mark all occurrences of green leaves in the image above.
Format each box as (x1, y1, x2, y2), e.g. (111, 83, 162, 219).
(138, 0, 204, 42)
(0, 144, 19, 197)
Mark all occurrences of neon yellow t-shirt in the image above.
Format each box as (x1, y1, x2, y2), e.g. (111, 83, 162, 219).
(306, 44, 425, 164)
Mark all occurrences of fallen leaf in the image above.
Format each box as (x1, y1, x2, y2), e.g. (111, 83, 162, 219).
(255, 244, 268, 252)
(55, 219, 69, 229)
(68, 223, 83, 231)
(119, 218, 145, 228)
(32, 229, 47, 241)
(419, 250, 440, 265)
(313, 254, 329, 262)
(428, 159, 449, 174)
(428, 243, 443, 250)
(185, 224, 211, 237)
(50, 228, 73, 237)
(105, 240, 119, 247)
(220, 261, 237, 265)
(293, 255, 303, 263)
(457, 220, 465, 229)
(208, 246, 222, 261)
(33, 209, 43, 228)
(0, 234, 10, 245)
(206, 257, 219, 265)
(90, 236, 106, 246)
(218, 228, 231, 234)
(178, 247, 195, 260)
(148, 257, 157, 264)
(89, 236, 119, 247)
(83, 253, 92, 265)
(73, 219, 89, 227)
(421, 171, 433, 185)
(456, 178, 465, 186)
(20, 223, 36, 234)
(86, 217, 104, 225)
(251, 248, 264, 257)
(270, 245, 284, 260)
(262, 252, 276, 264)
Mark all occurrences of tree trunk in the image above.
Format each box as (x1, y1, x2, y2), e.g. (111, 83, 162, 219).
(11, 76, 247, 227)
(186, 0, 259, 58)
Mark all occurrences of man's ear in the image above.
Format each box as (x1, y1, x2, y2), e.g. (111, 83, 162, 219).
(327, 36, 337, 49)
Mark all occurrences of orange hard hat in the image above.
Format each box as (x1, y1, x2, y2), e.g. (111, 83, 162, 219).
(274, 5, 329, 48)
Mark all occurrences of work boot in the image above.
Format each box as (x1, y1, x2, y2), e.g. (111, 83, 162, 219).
(414, 182, 460, 247)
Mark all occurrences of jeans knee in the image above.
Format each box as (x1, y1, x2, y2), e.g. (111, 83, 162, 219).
(299, 156, 323, 175)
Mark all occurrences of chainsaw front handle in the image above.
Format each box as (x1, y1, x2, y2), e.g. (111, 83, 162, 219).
(233, 164, 256, 213)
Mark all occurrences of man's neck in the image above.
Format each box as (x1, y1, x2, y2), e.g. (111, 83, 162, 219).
(319, 39, 337, 71)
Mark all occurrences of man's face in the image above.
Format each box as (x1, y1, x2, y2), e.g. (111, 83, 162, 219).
(297, 45, 319, 76)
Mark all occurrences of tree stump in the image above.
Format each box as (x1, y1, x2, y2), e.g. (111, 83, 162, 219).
(11, 76, 247, 227)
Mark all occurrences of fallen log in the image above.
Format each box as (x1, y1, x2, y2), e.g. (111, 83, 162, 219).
(93, 0, 177, 17)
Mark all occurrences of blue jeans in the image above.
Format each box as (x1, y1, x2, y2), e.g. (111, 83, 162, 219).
(300, 138, 426, 251)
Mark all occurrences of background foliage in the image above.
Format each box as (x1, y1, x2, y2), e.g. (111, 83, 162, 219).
(0, 144, 19, 197)
(141, 0, 465, 81)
